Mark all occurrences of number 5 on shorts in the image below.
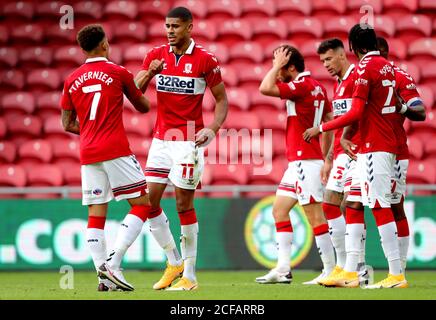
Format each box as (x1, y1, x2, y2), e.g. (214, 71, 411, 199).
(82, 84, 102, 120)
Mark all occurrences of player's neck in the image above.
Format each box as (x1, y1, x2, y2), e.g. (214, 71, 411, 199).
(338, 61, 351, 80)
(171, 39, 191, 55)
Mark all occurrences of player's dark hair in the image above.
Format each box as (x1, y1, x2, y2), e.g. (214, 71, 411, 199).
(77, 24, 106, 52)
(317, 38, 344, 54)
(275, 45, 305, 72)
(376, 36, 389, 57)
(166, 6, 193, 21)
(348, 23, 378, 55)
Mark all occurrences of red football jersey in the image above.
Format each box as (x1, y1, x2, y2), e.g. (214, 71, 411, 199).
(141, 40, 223, 141)
(332, 64, 361, 158)
(352, 51, 399, 154)
(393, 64, 422, 160)
(277, 71, 331, 161)
(61, 57, 143, 165)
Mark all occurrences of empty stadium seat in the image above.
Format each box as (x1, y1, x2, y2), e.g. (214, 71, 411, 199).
(395, 15, 432, 44)
(200, 42, 229, 64)
(112, 21, 147, 44)
(312, 0, 346, 16)
(45, 25, 77, 45)
(408, 38, 436, 64)
(60, 163, 81, 188)
(0, 70, 25, 92)
(397, 61, 421, 84)
(7, 115, 42, 142)
(384, 38, 407, 61)
(0, 141, 17, 163)
(225, 88, 251, 111)
(24, 164, 63, 198)
(11, 24, 44, 44)
(2, 0, 35, 21)
(411, 110, 436, 132)
(0, 118, 6, 139)
(225, 111, 260, 130)
(0, 165, 26, 187)
(191, 20, 218, 42)
(174, 0, 208, 19)
(288, 17, 323, 45)
(219, 65, 239, 87)
(104, 0, 138, 21)
(51, 138, 80, 164)
(36, 1, 67, 20)
(129, 137, 152, 166)
(383, 0, 418, 16)
(123, 44, 153, 65)
(323, 16, 355, 39)
(271, 130, 287, 157)
(251, 18, 288, 47)
(27, 69, 61, 92)
(0, 47, 18, 68)
(372, 15, 396, 38)
(407, 136, 424, 159)
(138, 0, 171, 24)
(18, 139, 53, 165)
(407, 160, 436, 184)
(0, 25, 8, 44)
(241, 0, 277, 18)
(207, 0, 242, 20)
(211, 164, 249, 185)
(347, 0, 383, 15)
(35, 91, 61, 118)
(216, 19, 252, 46)
(74, 1, 103, 21)
(258, 109, 287, 130)
(229, 42, 264, 64)
(43, 115, 72, 141)
(1, 92, 35, 116)
(205, 132, 239, 164)
(123, 113, 152, 138)
(20, 46, 53, 68)
(53, 46, 84, 68)
(276, 0, 312, 19)
(250, 90, 284, 111)
(237, 64, 268, 91)
(147, 21, 169, 44)
(418, 61, 436, 86)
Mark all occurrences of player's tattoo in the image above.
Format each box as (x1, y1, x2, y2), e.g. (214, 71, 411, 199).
(61, 109, 80, 135)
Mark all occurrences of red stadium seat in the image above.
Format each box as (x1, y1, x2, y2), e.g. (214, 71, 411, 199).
(27, 69, 61, 92)
(173, 0, 208, 19)
(0, 165, 26, 187)
(36, 1, 67, 20)
(251, 18, 288, 47)
(418, 61, 436, 85)
(408, 38, 436, 64)
(1, 92, 35, 116)
(18, 139, 53, 164)
(323, 16, 355, 39)
(424, 135, 436, 158)
(123, 113, 152, 138)
(416, 85, 435, 110)
(108, 44, 123, 65)
(0, 141, 17, 163)
(191, 20, 218, 42)
(11, 24, 44, 44)
(202, 165, 213, 185)
(112, 21, 147, 44)
(129, 137, 152, 166)
(7, 115, 42, 142)
(382, 38, 407, 61)
(147, 21, 169, 44)
(225, 111, 260, 130)
(276, 0, 311, 19)
(20, 46, 53, 68)
(407, 160, 436, 184)
(123, 44, 153, 65)
(271, 130, 287, 157)
(419, 0, 436, 11)
(312, 0, 346, 16)
(51, 138, 80, 163)
(35, 91, 61, 118)
(211, 164, 248, 185)
(225, 88, 251, 111)
(0, 47, 18, 68)
(396, 61, 421, 84)
(411, 110, 436, 132)
(0, 70, 25, 92)
(300, 39, 323, 60)
(74, 1, 103, 21)
(250, 90, 284, 112)
(241, 0, 277, 18)
(0, 25, 8, 44)
(207, 0, 242, 20)
(383, 0, 418, 16)
(43, 115, 72, 141)
(219, 65, 239, 87)
(0, 118, 6, 139)
(3, 2, 35, 21)
(235, 64, 268, 91)
(61, 163, 81, 186)
(45, 26, 76, 45)
(138, 0, 171, 25)
(407, 136, 424, 160)
(26, 164, 63, 189)
(200, 42, 229, 64)
(347, 0, 382, 15)
(395, 15, 432, 44)
(216, 19, 252, 46)
(310, 63, 334, 81)
(104, 1, 138, 21)
(372, 15, 396, 38)
(53, 46, 84, 68)
(228, 42, 264, 64)
(288, 17, 323, 45)
(205, 132, 239, 164)
(239, 135, 273, 162)
(258, 109, 287, 131)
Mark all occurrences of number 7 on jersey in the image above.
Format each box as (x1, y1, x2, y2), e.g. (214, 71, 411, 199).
(82, 84, 102, 120)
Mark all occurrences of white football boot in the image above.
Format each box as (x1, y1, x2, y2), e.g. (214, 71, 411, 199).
(302, 269, 330, 285)
(98, 263, 134, 291)
(255, 269, 293, 284)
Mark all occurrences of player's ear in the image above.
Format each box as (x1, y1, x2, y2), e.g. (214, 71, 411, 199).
(187, 21, 193, 33)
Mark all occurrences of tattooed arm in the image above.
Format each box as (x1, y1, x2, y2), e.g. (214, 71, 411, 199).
(61, 109, 80, 135)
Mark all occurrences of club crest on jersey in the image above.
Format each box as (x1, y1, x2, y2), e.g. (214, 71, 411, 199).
(183, 63, 193, 74)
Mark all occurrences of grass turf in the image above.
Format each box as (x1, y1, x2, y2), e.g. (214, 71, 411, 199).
(0, 270, 435, 300)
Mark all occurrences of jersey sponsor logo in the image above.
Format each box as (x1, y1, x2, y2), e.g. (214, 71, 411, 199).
(333, 98, 352, 116)
(156, 74, 206, 95)
(355, 78, 368, 86)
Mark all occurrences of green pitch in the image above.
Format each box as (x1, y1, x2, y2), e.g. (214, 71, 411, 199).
(0, 270, 435, 300)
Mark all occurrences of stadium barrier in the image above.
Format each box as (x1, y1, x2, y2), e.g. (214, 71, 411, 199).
(0, 195, 435, 271)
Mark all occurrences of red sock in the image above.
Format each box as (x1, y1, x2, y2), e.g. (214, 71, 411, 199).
(313, 223, 329, 236)
(275, 220, 293, 232)
(178, 208, 197, 225)
(372, 207, 395, 227)
(129, 205, 151, 222)
(345, 207, 365, 224)
(322, 203, 342, 220)
(395, 218, 410, 237)
(148, 207, 163, 219)
(87, 215, 106, 229)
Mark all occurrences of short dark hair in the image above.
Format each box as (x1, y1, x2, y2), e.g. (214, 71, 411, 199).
(377, 36, 389, 54)
(348, 23, 378, 55)
(77, 24, 106, 52)
(317, 38, 344, 54)
(166, 6, 193, 21)
(275, 45, 305, 73)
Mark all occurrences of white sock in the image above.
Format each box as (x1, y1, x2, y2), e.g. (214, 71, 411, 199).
(276, 232, 293, 273)
(181, 223, 198, 282)
(108, 214, 144, 270)
(327, 216, 346, 268)
(378, 222, 402, 275)
(315, 233, 335, 274)
(358, 228, 367, 267)
(344, 223, 365, 272)
(398, 236, 409, 274)
(86, 228, 107, 271)
(148, 211, 182, 266)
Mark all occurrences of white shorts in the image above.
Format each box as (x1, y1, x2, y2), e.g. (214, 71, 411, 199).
(81, 155, 147, 206)
(357, 152, 395, 209)
(276, 160, 324, 206)
(345, 158, 362, 203)
(391, 159, 408, 205)
(326, 153, 353, 193)
(145, 138, 205, 190)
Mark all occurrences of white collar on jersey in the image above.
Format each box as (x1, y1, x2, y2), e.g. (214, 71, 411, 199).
(169, 39, 196, 54)
(341, 64, 355, 81)
(85, 57, 108, 63)
(295, 71, 311, 80)
(361, 50, 380, 60)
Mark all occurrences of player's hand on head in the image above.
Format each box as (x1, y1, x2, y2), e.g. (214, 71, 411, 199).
(195, 127, 216, 147)
(302, 126, 320, 142)
(340, 138, 357, 161)
(273, 47, 291, 69)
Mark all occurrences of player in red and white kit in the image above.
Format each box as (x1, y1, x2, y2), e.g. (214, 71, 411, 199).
(61, 25, 153, 291)
(135, 7, 228, 290)
(256, 45, 336, 285)
(303, 24, 426, 288)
